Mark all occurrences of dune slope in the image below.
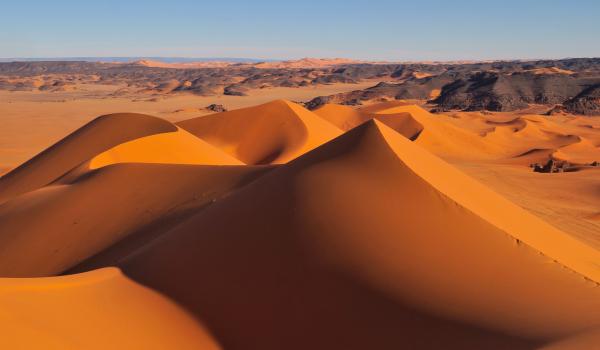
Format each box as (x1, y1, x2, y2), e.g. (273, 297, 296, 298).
(0, 163, 270, 277)
(176, 99, 342, 164)
(0, 113, 177, 203)
(88, 127, 243, 169)
(313, 103, 373, 130)
(0, 267, 220, 350)
(120, 120, 600, 349)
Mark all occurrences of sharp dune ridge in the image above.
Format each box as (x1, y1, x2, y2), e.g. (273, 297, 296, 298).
(176, 99, 342, 165)
(118, 120, 600, 348)
(0, 99, 599, 349)
(0, 113, 178, 203)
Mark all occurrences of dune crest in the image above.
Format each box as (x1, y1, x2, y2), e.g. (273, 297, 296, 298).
(0, 267, 220, 349)
(316, 103, 600, 164)
(1, 98, 599, 349)
(89, 127, 242, 169)
(0, 113, 176, 203)
(119, 120, 600, 349)
(177, 99, 342, 164)
(0, 163, 270, 276)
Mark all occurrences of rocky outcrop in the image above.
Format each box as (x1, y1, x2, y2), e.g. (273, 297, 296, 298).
(205, 104, 227, 113)
(564, 84, 600, 116)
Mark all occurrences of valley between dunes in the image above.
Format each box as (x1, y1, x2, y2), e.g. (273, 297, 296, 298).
(1, 98, 600, 349)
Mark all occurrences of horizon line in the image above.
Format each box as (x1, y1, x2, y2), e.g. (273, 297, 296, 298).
(1, 56, 599, 64)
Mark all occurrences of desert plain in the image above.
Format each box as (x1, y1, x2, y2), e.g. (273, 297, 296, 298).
(0, 58, 599, 349)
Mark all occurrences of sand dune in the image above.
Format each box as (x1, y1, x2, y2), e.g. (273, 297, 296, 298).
(88, 127, 242, 169)
(314, 103, 507, 160)
(358, 99, 411, 113)
(177, 99, 342, 164)
(552, 137, 600, 164)
(375, 105, 510, 159)
(314, 104, 424, 140)
(315, 103, 600, 164)
(1, 98, 599, 349)
(313, 103, 373, 130)
(312, 105, 600, 244)
(119, 120, 600, 349)
(0, 113, 176, 203)
(0, 163, 270, 276)
(253, 57, 362, 69)
(132, 59, 235, 69)
(0, 267, 220, 349)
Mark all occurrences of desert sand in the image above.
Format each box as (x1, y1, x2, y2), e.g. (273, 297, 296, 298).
(0, 96, 599, 349)
(177, 100, 342, 164)
(0, 267, 219, 349)
(0, 81, 375, 172)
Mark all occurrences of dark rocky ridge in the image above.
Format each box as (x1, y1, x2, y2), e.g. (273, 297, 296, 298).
(432, 72, 599, 112)
(303, 58, 600, 115)
(564, 84, 600, 115)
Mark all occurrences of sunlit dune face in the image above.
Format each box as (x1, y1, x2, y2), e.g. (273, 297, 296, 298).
(89, 127, 243, 169)
(176, 99, 342, 164)
(1, 99, 600, 349)
(0, 268, 220, 349)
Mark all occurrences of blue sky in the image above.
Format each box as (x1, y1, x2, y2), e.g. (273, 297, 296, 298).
(1, 0, 598, 61)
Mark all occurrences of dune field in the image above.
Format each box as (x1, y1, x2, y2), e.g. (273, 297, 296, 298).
(1, 96, 600, 349)
(0, 82, 376, 172)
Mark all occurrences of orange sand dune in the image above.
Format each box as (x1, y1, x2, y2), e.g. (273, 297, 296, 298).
(316, 103, 502, 159)
(314, 103, 424, 140)
(0, 163, 270, 276)
(552, 137, 600, 164)
(313, 103, 373, 130)
(0, 113, 177, 203)
(253, 57, 362, 69)
(0, 267, 220, 349)
(478, 114, 600, 164)
(1, 99, 600, 349)
(358, 99, 411, 113)
(376, 105, 511, 159)
(119, 121, 600, 349)
(177, 99, 342, 164)
(319, 103, 595, 163)
(88, 127, 243, 169)
(132, 59, 234, 69)
(375, 113, 425, 140)
(313, 103, 426, 141)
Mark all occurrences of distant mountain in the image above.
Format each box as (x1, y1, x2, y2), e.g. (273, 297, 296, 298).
(0, 57, 270, 63)
(2, 57, 600, 115)
(305, 58, 600, 115)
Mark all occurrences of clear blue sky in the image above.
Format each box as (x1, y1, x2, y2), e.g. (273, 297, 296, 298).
(1, 0, 598, 61)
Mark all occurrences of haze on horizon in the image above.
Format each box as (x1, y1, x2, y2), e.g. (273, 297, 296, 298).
(1, 0, 599, 61)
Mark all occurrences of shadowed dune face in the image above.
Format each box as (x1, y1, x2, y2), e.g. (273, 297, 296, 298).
(176, 99, 342, 164)
(0, 163, 271, 277)
(335, 103, 600, 164)
(0, 99, 599, 349)
(540, 329, 600, 349)
(313, 104, 425, 140)
(120, 121, 600, 349)
(0, 267, 220, 350)
(0, 113, 177, 203)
